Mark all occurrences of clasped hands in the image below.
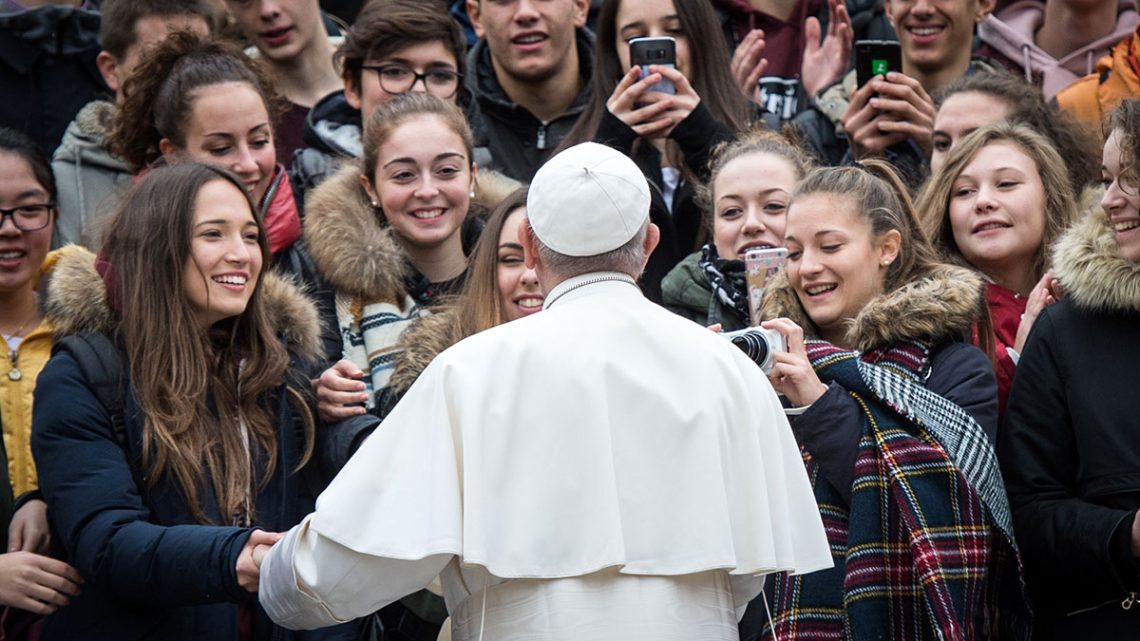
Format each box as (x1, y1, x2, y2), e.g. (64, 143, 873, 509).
(236, 529, 283, 593)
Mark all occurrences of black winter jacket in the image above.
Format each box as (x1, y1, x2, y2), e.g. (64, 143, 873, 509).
(1001, 211, 1140, 638)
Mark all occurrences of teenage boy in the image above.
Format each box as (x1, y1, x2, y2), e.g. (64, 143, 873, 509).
(225, 0, 343, 168)
(792, 0, 997, 187)
(465, 0, 593, 182)
(51, 0, 214, 248)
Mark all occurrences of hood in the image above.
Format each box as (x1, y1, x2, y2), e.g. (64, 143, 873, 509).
(1051, 193, 1140, 315)
(301, 90, 362, 159)
(387, 308, 458, 401)
(52, 100, 128, 172)
(467, 28, 595, 115)
(0, 5, 101, 61)
(302, 163, 408, 304)
(759, 263, 986, 352)
(41, 246, 322, 363)
(979, 0, 1139, 96)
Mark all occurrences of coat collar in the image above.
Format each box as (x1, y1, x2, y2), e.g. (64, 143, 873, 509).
(760, 263, 986, 352)
(41, 246, 322, 363)
(1052, 201, 1140, 315)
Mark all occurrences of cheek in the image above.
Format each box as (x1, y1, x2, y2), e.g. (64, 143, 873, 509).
(616, 43, 632, 73)
(255, 146, 276, 175)
(712, 218, 738, 254)
(497, 265, 518, 300)
(675, 40, 692, 76)
(948, 203, 972, 244)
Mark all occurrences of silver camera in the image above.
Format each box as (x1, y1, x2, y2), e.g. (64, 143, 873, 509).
(722, 327, 787, 374)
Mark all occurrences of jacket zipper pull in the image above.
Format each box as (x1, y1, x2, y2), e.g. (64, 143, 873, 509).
(1123, 592, 1136, 610)
(536, 124, 548, 150)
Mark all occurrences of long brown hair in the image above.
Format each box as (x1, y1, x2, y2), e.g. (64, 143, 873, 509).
(109, 31, 286, 172)
(917, 122, 1077, 282)
(101, 163, 313, 524)
(449, 187, 529, 341)
(559, 0, 751, 156)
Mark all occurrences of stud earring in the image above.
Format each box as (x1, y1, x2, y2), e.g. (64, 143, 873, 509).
(370, 200, 379, 208)
(469, 190, 476, 198)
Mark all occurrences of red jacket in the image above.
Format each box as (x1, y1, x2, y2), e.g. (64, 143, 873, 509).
(260, 164, 301, 256)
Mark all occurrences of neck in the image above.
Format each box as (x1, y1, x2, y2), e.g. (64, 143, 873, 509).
(402, 235, 467, 284)
(820, 322, 851, 350)
(1036, 1, 1120, 60)
(0, 286, 40, 336)
(980, 261, 1037, 297)
(903, 52, 972, 96)
(748, 0, 800, 21)
(491, 39, 583, 123)
(266, 35, 342, 108)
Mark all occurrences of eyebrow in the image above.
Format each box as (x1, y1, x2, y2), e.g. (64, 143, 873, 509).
(717, 188, 788, 201)
(202, 123, 270, 138)
(784, 229, 842, 242)
(195, 218, 258, 227)
(499, 242, 524, 250)
(383, 151, 467, 169)
(15, 188, 48, 200)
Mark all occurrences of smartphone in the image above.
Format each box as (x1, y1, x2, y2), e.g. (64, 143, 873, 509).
(743, 248, 789, 326)
(855, 40, 902, 87)
(629, 36, 676, 95)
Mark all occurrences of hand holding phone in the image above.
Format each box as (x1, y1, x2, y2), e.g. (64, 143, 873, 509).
(629, 37, 677, 95)
(854, 40, 901, 87)
(744, 247, 788, 325)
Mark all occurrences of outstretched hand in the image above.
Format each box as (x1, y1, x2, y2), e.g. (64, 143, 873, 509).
(801, 0, 853, 97)
(236, 530, 283, 593)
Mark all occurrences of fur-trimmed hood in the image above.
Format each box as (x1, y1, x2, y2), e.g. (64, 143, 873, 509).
(759, 264, 986, 352)
(1052, 204, 1140, 315)
(386, 308, 459, 400)
(41, 246, 322, 363)
(302, 162, 523, 303)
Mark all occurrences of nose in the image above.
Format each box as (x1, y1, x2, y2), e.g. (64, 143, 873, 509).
(513, 0, 539, 22)
(224, 236, 253, 266)
(0, 213, 21, 236)
(741, 207, 766, 235)
(974, 184, 997, 212)
(799, 247, 824, 277)
(231, 146, 259, 177)
(414, 175, 440, 199)
(1102, 179, 1125, 214)
(911, 0, 935, 15)
(520, 265, 540, 287)
(260, 0, 281, 19)
(409, 73, 429, 94)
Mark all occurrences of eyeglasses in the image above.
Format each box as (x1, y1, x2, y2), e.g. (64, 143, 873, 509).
(360, 64, 462, 99)
(0, 204, 54, 232)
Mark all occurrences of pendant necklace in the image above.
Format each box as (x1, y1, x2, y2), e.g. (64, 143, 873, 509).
(4, 315, 37, 381)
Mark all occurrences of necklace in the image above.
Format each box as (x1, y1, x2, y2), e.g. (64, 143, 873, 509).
(3, 315, 39, 382)
(544, 273, 638, 308)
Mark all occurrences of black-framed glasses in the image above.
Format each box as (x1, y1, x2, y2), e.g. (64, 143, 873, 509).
(0, 203, 54, 232)
(360, 64, 462, 99)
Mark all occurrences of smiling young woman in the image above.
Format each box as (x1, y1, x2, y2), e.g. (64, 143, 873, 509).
(739, 160, 1031, 640)
(917, 121, 1077, 415)
(30, 163, 350, 641)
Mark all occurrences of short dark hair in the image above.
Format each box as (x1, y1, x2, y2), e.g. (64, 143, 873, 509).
(100, 0, 217, 61)
(337, 0, 466, 96)
(0, 127, 56, 202)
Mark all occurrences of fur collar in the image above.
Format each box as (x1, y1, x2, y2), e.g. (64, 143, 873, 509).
(387, 308, 459, 400)
(1052, 204, 1140, 315)
(759, 264, 985, 352)
(41, 247, 322, 363)
(302, 163, 524, 303)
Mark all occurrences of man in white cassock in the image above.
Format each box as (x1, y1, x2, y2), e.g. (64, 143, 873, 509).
(257, 142, 832, 641)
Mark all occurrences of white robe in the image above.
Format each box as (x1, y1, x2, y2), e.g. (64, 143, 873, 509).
(261, 273, 832, 639)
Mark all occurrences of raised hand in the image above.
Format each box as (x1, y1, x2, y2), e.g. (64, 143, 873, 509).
(801, 0, 853, 98)
(731, 29, 768, 103)
(761, 318, 829, 407)
(842, 72, 934, 160)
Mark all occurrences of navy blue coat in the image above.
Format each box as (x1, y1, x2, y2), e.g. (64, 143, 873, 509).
(31, 348, 358, 641)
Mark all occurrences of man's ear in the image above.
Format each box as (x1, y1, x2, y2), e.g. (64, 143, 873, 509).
(344, 74, 363, 111)
(640, 223, 660, 271)
(96, 51, 123, 93)
(467, 0, 486, 38)
(975, 0, 997, 22)
(519, 216, 539, 270)
(572, 0, 589, 29)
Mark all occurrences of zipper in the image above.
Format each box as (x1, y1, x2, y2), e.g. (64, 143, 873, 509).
(1123, 592, 1136, 610)
(536, 124, 548, 150)
(1066, 592, 1138, 616)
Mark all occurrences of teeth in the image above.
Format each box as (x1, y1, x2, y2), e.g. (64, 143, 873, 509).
(1115, 220, 1140, 232)
(412, 209, 444, 219)
(516, 34, 544, 44)
(911, 26, 942, 35)
(806, 284, 836, 296)
(213, 275, 247, 285)
(517, 297, 544, 308)
(975, 223, 1008, 232)
(0, 251, 22, 259)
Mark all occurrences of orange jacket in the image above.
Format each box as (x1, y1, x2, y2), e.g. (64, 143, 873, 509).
(1056, 29, 1140, 130)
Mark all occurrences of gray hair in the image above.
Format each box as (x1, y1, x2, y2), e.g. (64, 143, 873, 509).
(534, 224, 650, 280)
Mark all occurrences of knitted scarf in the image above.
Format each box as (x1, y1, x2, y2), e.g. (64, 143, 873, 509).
(763, 340, 1032, 641)
(698, 244, 750, 322)
(335, 291, 421, 411)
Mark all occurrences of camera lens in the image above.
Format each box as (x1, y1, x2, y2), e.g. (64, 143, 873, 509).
(729, 331, 771, 367)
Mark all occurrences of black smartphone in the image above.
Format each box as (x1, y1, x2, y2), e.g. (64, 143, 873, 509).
(629, 36, 676, 95)
(855, 40, 902, 87)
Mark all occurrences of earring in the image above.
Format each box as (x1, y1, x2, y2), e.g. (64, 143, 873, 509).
(882, 259, 892, 266)
(469, 190, 476, 198)
(370, 200, 379, 208)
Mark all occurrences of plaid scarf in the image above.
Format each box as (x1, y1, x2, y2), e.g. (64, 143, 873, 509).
(336, 291, 421, 411)
(763, 340, 1032, 641)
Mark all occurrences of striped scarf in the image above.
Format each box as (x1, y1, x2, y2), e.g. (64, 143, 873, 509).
(335, 291, 421, 411)
(763, 340, 1032, 641)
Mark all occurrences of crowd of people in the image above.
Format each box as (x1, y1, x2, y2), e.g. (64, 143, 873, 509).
(1, 0, 1138, 639)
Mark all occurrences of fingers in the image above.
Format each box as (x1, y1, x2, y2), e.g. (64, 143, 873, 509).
(316, 360, 368, 421)
(652, 65, 696, 99)
(731, 30, 767, 100)
(707, 323, 723, 333)
(247, 529, 283, 547)
(0, 553, 83, 615)
(761, 318, 805, 355)
(8, 521, 21, 553)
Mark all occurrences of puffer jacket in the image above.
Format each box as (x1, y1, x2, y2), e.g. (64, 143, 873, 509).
(50, 100, 132, 248)
(1055, 28, 1140, 130)
(1001, 207, 1140, 638)
(31, 247, 358, 641)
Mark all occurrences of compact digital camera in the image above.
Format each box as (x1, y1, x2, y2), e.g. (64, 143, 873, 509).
(721, 327, 787, 374)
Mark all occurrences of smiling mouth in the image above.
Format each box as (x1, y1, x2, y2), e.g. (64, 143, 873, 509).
(973, 222, 1011, 233)
(411, 208, 445, 220)
(737, 242, 776, 257)
(804, 283, 837, 296)
(515, 296, 544, 309)
(213, 275, 248, 286)
(0, 250, 25, 260)
(512, 33, 547, 45)
(1115, 219, 1140, 232)
(908, 25, 945, 37)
